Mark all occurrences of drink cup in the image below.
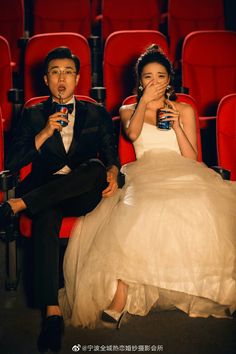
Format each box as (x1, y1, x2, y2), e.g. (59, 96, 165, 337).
(157, 108, 171, 130)
(55, 104, 69, 127)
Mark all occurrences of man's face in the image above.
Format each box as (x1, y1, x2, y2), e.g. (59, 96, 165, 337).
(44, 58, 79, 103)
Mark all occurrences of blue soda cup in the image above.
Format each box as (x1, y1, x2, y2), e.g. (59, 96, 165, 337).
(56, 104, 69, 127)
(157, 108, 171, 130)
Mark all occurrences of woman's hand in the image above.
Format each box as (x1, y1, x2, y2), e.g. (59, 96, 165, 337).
(159, 99, 181, 131)
(141, 80, 168, 105)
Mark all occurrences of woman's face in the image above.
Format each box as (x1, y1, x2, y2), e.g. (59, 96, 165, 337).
(140, 62, 169, 88)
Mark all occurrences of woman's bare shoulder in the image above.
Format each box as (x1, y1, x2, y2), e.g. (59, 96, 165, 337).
(119, 103, 137, 122)
(119, 103, 136, 113)
(175, 101, 195, 117)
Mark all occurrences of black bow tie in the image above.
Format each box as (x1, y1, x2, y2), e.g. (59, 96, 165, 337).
(52, 102, 74, 114)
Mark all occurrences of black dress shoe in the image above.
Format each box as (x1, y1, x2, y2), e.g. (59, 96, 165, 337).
(0, 202, 14, 228)
(37, 315, 64, 353)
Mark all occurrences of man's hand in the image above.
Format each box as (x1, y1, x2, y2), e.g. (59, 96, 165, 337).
(102, 166, 119, 198)
(35, 112, 68, 151)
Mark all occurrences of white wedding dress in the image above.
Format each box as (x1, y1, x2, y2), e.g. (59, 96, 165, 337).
(59, 123, 236, 328)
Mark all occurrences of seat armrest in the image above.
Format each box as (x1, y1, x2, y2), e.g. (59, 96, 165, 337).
(8, 88, 24, 104)
(88, 35, 103, 86)
(90, 86, 106, 105)
(0, 170, 18, 191)
(211, 166, 231, 180)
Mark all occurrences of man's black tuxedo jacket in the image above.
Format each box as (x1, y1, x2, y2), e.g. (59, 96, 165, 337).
(6, 97, 120, 190)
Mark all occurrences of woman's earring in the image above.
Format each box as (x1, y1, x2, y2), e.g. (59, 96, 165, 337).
(166, 85, 171, 99)
(139, 85, 143, 91)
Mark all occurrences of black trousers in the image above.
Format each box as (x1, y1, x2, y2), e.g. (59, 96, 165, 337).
(20, 160, 107, 306)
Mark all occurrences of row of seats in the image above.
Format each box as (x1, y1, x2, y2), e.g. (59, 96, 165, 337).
(1, 91, 236, 289)
(1, 29, 236, 140)
(0, 0, 234, 291)
(0, 0, 229, 73)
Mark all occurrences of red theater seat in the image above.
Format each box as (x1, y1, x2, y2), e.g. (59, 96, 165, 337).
(103, 30, 169, 117)
(0, 36, 14, 132)
(101, 0, 161, 42)
(24, 33, 91, 102)
(182, 30, 236, 126)
(0, 0, 24, 71)
(119, 93, 202, 165)
(19, 95, 97, 239)
(216, 93, 236, 181)
(33, 0, 91, 38)
(0, 106, 4, 174)
(168, 0, 225, 65)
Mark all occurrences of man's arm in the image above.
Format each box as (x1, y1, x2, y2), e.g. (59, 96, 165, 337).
(6, 105, 68, 173)
(6, 108, 40, 173)
(97, 105, 120, 197)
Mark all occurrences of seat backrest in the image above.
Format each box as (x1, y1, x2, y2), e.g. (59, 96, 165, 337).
(0, 106, 4, 171)
(0, 36, 13, 132)
(0, 0, 24, 71)
(91, 0, 102, 23)
(216, 93, 236, 181)
(33, 0, 91, 38)
(104, 30, 169, 116)
(119, 93, 202, 165)
(182, 30, 236, 118)
(24, 32, 91, 102)
(0, 106, 4, 201)
(20, 95, 97, 181)
(168, 0, 225, 63)
(102, 0, 161, 41)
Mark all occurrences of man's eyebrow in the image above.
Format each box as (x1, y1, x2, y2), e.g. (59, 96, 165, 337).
(142, 71, 167, 75)
(48, 65, 75, 69)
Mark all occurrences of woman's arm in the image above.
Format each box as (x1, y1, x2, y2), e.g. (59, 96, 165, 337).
(119, 100, 145, 141)
(120, 80, 167, 142)
(166, 101, 198, 160)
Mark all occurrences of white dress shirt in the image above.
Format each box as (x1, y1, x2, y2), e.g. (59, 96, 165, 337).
(54, 97, 75, 175)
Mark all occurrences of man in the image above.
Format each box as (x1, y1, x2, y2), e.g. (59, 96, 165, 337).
(0, 47, 119, 352)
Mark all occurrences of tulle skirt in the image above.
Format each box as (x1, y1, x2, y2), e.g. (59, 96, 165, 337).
(59, 150, 236, 328)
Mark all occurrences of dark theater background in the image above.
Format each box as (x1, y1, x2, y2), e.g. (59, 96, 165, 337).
(0, 1, 236, 354)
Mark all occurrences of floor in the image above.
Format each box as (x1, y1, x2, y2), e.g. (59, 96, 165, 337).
(0, 238, 236, 354)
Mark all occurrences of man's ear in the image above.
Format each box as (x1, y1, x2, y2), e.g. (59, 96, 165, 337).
(75, 73, 80, 86)
(44, 75, 48, 86)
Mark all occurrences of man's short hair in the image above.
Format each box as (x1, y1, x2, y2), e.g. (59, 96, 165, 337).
(44, 47, 80, 74)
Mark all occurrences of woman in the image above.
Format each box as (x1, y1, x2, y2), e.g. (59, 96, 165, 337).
(59, 45, 236, 329)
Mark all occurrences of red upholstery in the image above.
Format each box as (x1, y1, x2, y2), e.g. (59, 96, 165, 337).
(0, 36, 13, 132)
(91, 0, 102, 23)
(119, 93, 202, 166)
(216, 93, 236, 181)
(104, 30, 169, 116)
(0, 0, 24, 71)
(182, 30, 236, 126)
(33, 0, 91, 38)
(0, 106, 4, 170)
(24, 33, 91, 102)
(19, 95, 97, 238)
(168, 0, 225, 64)
(101, 0, 161, 41)
(0, 106, 3, 202)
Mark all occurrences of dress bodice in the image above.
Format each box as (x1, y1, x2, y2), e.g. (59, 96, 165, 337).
(133, 122, 181, 159)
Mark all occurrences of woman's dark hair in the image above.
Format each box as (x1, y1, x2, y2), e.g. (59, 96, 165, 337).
(44, 46, 80, 74)
(135, 44, 176, 101)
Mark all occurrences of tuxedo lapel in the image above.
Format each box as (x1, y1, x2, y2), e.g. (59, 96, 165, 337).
(67, 99, 88, 155)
